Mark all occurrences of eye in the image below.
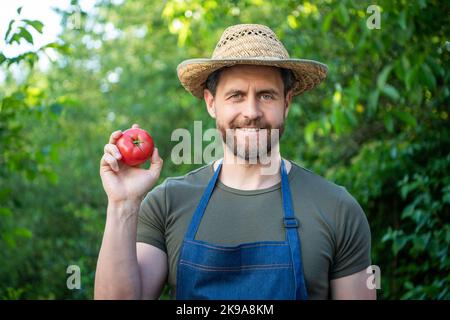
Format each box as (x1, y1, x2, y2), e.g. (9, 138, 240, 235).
(260, 94, 273, 101)
(229, 93, 243, 100)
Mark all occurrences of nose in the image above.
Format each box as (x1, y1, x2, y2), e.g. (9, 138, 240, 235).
(241, 95, 262, 121)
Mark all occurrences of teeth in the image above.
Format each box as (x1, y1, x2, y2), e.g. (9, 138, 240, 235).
(237, 128, 260, 131)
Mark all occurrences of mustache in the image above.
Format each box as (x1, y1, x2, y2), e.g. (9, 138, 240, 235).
(229, 120, 272, 129)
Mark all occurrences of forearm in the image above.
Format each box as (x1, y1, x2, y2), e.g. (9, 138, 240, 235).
(94, 200, 142, 299)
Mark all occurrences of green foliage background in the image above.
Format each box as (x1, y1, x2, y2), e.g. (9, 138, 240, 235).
(0, 0, 449, 299)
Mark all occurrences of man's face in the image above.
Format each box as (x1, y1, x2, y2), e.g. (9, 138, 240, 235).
(204, 65, 292, 161)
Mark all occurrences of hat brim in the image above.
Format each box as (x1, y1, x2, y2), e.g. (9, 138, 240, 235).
(177, 58, 328, 99)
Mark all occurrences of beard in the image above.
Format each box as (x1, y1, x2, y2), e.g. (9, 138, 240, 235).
(217, 118, 285, 163)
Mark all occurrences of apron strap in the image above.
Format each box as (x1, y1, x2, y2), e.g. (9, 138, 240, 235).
(185, 160, 223, 240)
(281, 160, 308, 300)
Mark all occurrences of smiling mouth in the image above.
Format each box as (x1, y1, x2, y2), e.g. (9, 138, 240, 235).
(235, 127, 267, 131)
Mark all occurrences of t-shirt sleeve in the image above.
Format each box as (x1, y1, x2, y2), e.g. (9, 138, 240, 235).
(330, 187, 372, 280)
(136, 182, 167, 253)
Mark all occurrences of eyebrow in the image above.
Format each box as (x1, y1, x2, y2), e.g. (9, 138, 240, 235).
(224, 88, 281, 97)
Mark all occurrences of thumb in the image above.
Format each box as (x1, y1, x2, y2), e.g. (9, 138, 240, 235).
(148, 147, 163, 179)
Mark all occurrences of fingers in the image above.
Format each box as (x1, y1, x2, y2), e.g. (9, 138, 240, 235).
(104, 144, 122, 160)
(101, 153, 120, 172)
(102, 126, 142, 174)
(109, 125, 138, 145)
(101, 141, 122, 173)
(109, 130, 123, 144)
(151, 148, 163, 166)
(148, 147, 163, 179)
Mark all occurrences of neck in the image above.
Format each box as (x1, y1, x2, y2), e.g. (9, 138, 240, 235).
(213, 145, 291, 190)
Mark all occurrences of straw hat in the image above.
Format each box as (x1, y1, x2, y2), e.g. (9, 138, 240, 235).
(177, 24, 328, 99)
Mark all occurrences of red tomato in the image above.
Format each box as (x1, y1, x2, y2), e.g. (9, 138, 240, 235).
(116, 128, 154, 166)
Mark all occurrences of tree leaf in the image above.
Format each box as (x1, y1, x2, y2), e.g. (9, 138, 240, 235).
(43, 42, 72, 54)
(0, 207, 13, 217)
(322, 12, 334, 32)
(13, 227, 33, 239)
(384, 113, 394, 133)
(421, 64, 436, 90)
(377, 65, 393, 90)
(23, 19, 44, 34)
(412, 233, 431, 253)
(4, 20, 15, 41)
(382, 84, 400, 101)
(337, 3, 350, 25)
(344, 109, 357, 127)
(0, 187, 12, 201)
(426, 57, 445, 77)
(398, 10, 407, 30)
(393, 235, 410, 255)
(9, 32, 22, 45)
(19, 26, 33, 44)
(442, 186, 450, 204)
(367, 90, 380, 115)
(381, 227, 394, 243)
(0, 53, 6, 65)
(287, 15, 298, 29)
(304, 121, 319, 146)
(405, 66, 419, 91)
(393, 110, 417, 127)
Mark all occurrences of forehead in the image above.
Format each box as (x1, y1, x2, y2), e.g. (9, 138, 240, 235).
(217, 65, 283, 91)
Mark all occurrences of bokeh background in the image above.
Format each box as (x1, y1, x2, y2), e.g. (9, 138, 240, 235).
(0, 0, 449, 299)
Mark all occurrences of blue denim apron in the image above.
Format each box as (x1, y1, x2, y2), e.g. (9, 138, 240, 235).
(176, 160, 308, 300)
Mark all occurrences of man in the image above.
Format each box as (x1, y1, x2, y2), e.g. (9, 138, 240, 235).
(95, 24, 375, 300)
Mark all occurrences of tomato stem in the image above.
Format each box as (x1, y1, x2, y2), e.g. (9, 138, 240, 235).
(133, 139, 145, 153)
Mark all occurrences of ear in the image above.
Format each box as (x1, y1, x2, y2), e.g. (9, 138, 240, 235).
(204, 89, 216, 119)
(283, 90, 293, 119)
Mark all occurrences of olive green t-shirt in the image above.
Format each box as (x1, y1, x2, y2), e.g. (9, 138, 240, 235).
(137, 160, 371, 299)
